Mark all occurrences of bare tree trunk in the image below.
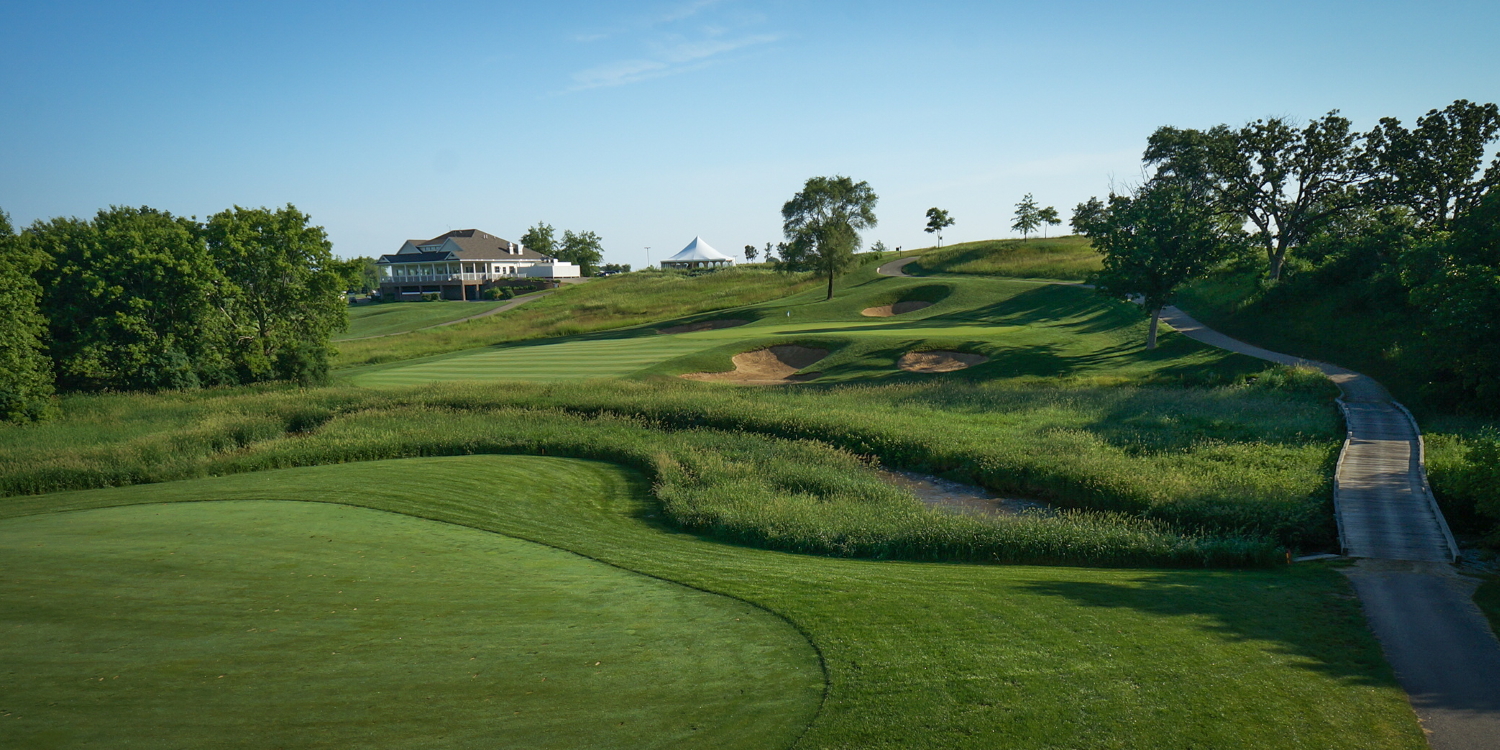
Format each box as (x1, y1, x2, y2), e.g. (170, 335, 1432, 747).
(826, 269, 834, 301)
(1146, 307, 1161, 350)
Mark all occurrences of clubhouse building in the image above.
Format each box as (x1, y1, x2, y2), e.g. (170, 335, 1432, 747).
(377, 229, 581, 301)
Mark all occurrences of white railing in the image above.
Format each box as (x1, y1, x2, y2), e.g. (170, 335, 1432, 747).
(384, 272, 518, 283)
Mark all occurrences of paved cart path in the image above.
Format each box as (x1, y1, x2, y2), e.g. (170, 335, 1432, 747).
(881, 256, 1500, 749)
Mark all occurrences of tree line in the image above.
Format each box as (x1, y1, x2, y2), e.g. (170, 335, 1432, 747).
(519, 222, 605, 276)
(1076, 99, 1500, 408)
(0, 204, 351, 422)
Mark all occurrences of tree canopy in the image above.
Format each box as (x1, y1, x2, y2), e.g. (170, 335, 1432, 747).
(1367, 99, 1500, 230)
(0, 209, 54, 422)
(779, 176, 878, 300)
(520, 223, 556, 257)
(1012, 194, 1041, 239)
(924, 207, 954, 247)
(1078, 181, 1231, 349)
(556, 229, 604, 275)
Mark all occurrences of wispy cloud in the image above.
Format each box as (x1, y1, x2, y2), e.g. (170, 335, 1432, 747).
(563, 1, 780, 92)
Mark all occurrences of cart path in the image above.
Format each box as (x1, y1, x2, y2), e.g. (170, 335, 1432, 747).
(881, 259, 1499, 749)
(341, 290, 555, 341)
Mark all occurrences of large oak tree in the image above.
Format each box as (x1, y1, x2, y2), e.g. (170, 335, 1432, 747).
(779, 176, 878, 300)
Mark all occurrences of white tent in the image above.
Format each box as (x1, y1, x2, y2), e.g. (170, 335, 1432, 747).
(661, 237, 735, 269)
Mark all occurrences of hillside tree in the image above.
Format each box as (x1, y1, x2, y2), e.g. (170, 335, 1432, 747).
(29, 206, 229, 392)
(1078, 180, 1232, 349)
(557, 229, 604, 275)
(1145, 112, 1371, 280)
(1038, 205, 1061, 237)
(924, 207, 955, 247)
(205, 205, 346, 384)
(1367, 99, 1500, 230)
(520, 222, 556, 257)
(1012, 194, 1041, 239)
(744, 244, 758, 262)
(0, 210, 54, 422)
(1071, 197, 1106, 236)
(780, 175, 878, 300)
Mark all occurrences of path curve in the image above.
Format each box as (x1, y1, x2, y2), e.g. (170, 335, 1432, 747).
(341, 290, 555, 341)
(876, 255, 922, 277)
(881, 262, 1500, 749)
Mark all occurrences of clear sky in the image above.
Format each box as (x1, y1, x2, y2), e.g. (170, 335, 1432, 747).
(3, 0, 1497, 266)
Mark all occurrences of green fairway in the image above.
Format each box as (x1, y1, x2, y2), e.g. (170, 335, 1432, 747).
(337, 299, 514, 340)
(0, 458, 820, 750)
(346, 272, 1257, 388)
(1, 456, 1424, 749)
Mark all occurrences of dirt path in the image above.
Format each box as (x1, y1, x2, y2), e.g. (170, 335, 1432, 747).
(882, 262, 1500, 748)
(341, 291, 555, 341)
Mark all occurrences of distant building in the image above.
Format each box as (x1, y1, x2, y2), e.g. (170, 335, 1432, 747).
(376, 229, 580, 300)
(660, 237, 734, 270)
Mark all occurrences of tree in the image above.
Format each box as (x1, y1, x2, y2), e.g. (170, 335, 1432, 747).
(1403, 189, 1500, 405)
(599, 263, 631, 274)
(1145, 112, 1371, 280)
(779, 176, 878, 300)
(1071, 197, 1105, 236)
(924, 207, 955, 247)
(870, 240, 888, 259)
(765, 242, 777, 261)
(557, 229, 604, 275)
(1012, 194, 1041, 239)
(743, 244, 758, 262)
(205, 205, 346, 385)
(331, 256, 379, 293)
(1038, 206, 1061, 238)
(30, 206, 229, 392)
(520, 222, 556, 257)
(1078, 181, 1232, 349)
(1367, 99, 1500, 230)
(0, 209, 53, 422)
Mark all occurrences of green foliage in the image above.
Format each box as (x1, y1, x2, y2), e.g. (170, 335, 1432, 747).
(743, 244, 759, 262)
(1367, 99, 1500, 229)
(1072, 197, 1105, 235)
(1012, 193, 1041, 239)
(205, 205, 346, 385)
(1037, 205, 1061, 237)
(519, 221, 555, 256)
(556, 229, 604, 275)
(0, 210, 54, 422)
(1427, 427, 1500, 544)
(329, 255, 379, 292)
(1146, 112, 1369, 279)
(924, 207, 954, 247)
(1081, 181, 1231, 348)
(779, 175, 879, 300)
(1402, 191, 1500, 405)
(29, 206, 228, 392)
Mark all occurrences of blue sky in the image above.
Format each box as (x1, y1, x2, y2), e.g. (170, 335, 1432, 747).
(2, 1, 1497, 266)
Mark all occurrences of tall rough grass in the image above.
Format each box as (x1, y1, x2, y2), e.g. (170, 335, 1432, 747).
(909, 237, 1103, 280)
(0, 394, 1280, 567)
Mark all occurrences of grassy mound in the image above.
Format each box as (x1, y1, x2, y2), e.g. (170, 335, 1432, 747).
(1, 456, 1424, 749)
(908, 236, 1102, 280)
(337, 297, 520, 340)
(0, 479, 819, 749)
(335, 268, 817, 368)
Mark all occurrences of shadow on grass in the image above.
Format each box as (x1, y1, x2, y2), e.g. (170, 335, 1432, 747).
(1021, 570, 1402, 687)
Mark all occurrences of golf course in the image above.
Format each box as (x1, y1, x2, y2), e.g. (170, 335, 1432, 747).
(0, 244, 1443, 748)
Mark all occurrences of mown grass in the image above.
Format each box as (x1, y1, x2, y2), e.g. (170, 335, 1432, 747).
(336, 298, 514, 340)
(344, 269, 1269, 388)
(0, 456, 1424, 749)
(335, 268, 818, 368)
(0, 374, 1339, 565)
(907, 236, 1102, 280)
(0, 473, 819, 749)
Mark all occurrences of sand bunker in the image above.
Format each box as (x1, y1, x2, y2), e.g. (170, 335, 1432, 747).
(658, 318, 750, 334)
(898, 350, 987, 373)
(861, 301, 933, 317)
(682, 345, 828, 384)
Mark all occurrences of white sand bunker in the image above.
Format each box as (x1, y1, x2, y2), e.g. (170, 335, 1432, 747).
(861, 301, 933, 317)
(898, 350, 987, 373)
(659, 318, 750, 334)
(682, 345, 828, 384)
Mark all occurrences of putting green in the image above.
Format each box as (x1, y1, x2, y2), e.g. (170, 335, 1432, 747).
(0, 461, 821, 749)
